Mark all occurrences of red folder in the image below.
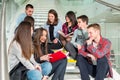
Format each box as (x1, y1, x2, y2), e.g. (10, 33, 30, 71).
(49, 51, 67, 63)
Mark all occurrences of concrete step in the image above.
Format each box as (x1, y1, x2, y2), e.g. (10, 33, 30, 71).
(34, 12, 48, 14)
(33, 13, 47, 16)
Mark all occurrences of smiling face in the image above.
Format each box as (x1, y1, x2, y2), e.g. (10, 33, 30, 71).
(40, 30, 47, 43)
(87, 27, 100, 40)
(48, 13, 55, 24)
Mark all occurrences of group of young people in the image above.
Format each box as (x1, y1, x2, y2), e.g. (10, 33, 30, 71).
(8, 4, 113, 80)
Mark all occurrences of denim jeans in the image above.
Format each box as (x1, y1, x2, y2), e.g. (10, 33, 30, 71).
(65, 42, 78, 59)
(49, 58, 67, 80)
(77, 55, 109, 80)
(41, 61, 52, 76)
(27, 69, 42, 80)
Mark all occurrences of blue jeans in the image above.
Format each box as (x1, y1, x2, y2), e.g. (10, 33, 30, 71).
(41, 61, 52, 76)
(77, 55, 109, 80)
(27, 69, 42, 80)
(49, 58, 67, 80)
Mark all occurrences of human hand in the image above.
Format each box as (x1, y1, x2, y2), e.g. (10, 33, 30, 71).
(40, 54, 49, 61)
(87, 54, 96, 61)
(53, 38, 58, 44)
(66, 37, 71, 42)
(35, 65, 41, 71)
(48, 54, 53, 59)
(65, 32, 73, 37)
(77, 44, 81, 50)
(86, 38, 93, 45)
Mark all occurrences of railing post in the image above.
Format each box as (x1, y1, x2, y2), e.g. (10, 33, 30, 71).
(0, 0, 9, 80)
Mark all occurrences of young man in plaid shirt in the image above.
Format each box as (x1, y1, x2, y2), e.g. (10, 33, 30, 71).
(77, 23, 113, 80)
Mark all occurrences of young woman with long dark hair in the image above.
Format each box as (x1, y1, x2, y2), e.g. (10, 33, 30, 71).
(33, 28, 52, 80)
(8, 21, 42, 80)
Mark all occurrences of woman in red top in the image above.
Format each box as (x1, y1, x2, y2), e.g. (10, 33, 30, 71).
(59, 11, 78, 46)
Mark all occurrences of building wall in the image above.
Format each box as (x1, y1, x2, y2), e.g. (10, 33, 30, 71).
(100, 23, 120, 73)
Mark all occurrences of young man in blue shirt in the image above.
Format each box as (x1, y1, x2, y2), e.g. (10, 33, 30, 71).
(16, 4, 34, 27)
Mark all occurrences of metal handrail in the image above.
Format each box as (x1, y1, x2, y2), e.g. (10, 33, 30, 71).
(0, 0, 9, 80)
(95, 0, 120, 11)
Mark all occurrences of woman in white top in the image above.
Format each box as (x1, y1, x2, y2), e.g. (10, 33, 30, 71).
(8, 21, 42, 80)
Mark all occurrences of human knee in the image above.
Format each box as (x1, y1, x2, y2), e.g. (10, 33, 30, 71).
(76, 55, 85, 62)
(44, 62, 52, 74)
(27, 69, 42, 80)
(62, 58, 67, 65)
(55, 58, 67, 69)
(41, 62, 52, 76)
(97, 56, 108, 65)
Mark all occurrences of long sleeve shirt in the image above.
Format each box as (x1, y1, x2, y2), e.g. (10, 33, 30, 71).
(35, 44, 47, 63)
(71, 28, 88, 48)
(78, 36, 113, 78)
(8, 41, 39, 72)
(62, 23, 78, 35)
(44, 20, 62, 43)
(16, 13, 26, 27)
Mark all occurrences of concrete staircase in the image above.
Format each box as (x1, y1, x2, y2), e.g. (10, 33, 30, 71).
(33, 8, 48, 28)
(5, 0, 120, 79)
(31, 1, 83, 79)
(30, 0, 119, 80)
(31, 0, 56, 29)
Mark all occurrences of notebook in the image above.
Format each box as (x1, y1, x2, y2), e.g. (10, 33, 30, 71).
(49, 51, 68, 63)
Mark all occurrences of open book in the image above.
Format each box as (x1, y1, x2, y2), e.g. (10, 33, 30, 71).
(58, 30, 73, 38)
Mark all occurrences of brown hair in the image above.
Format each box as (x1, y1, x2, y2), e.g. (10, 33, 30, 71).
(77, 15, 89, 24)
(65, 11, 77, 27)
(33, 28, 48, 58)
(13, 21, 33, 60)
(25, 4, 34, 10)
(24, 16, 35, 30)
(47, 9, 58, 26)
(87, 23, 101, 32)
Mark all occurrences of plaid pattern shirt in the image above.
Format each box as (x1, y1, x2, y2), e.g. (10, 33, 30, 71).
(78, 36, 113, 78)
(62, 23, 78, 35)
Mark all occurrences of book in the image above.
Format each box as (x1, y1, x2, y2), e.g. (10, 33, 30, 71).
(58, 30, 73, 38)
(49, 51, 69, 63)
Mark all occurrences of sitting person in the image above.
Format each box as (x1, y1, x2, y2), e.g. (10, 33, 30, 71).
(24, 16, 35, 30)
(8, 21, 42, 80)
(58, 11, 78, 46)
(77, 23, 113, 80)
(44, 9, 67, 80)
(65, 15, 88, 59)
(16, 4, 34, 27)
(33, 28, 52, 80)
(15, 16, 35, 34)
(44, 9, 63, 51)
